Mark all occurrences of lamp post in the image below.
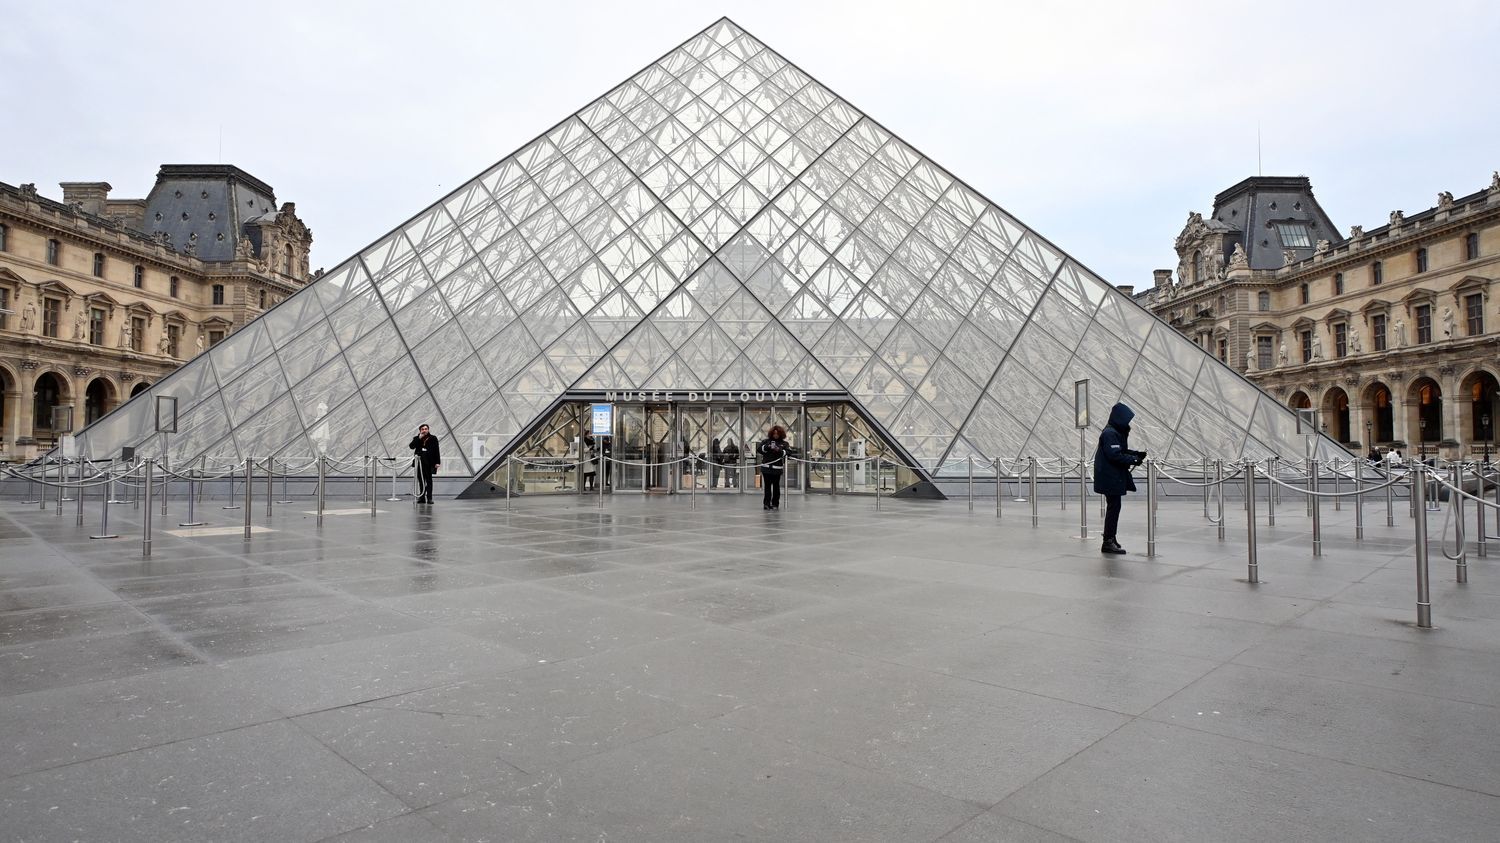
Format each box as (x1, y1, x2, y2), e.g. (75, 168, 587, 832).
(1366, 419, 1374, 459)
(1420, 417, 1428, 464)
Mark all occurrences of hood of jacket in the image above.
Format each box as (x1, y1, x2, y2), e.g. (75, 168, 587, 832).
(1108, 402, 1135, 431)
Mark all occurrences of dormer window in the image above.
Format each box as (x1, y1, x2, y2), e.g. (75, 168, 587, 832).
(1277, 222, 1312, 248)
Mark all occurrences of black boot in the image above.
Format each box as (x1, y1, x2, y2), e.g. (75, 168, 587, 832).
(1101, 537, 1126, 555)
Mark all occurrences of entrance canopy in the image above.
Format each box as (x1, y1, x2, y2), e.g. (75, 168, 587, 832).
(72, 18, 1345, 483)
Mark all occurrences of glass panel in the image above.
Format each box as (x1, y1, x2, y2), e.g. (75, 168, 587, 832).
(943, 320, 1006, 387)
(477, 322, 543, 385)
(393, 286, 455, 348)
(410, 321, 475, 383)
(364, 357, 428, 425)
(430, 354, 501, 431)
(341, 321, 405, 385)
(208, 320, 273, 390)
(290, 356, 359, 424)
(276, 319, 340, 386)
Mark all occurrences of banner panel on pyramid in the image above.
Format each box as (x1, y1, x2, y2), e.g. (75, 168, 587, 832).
(73, 17, 1345, 483)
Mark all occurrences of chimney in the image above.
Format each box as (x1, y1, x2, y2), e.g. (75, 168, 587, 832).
(1116, 284, 1135, 296)
(59, 182, 112, 216)
(1153, 269, 1173, 289)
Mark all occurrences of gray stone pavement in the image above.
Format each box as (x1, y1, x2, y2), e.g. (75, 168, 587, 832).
(1, 487, 1498, 842)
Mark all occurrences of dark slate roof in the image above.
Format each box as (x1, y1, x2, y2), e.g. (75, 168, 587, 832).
(139, 165, 277, 262)
(1209, 176, 1340, 270)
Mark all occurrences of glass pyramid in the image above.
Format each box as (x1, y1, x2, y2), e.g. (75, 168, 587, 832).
(74, 18, 1343, 480)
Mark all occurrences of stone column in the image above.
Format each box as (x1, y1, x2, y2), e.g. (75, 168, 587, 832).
(1440, 369, 1462, 457)
(14, 375, 36, 462)
(1, 386, 20, 459)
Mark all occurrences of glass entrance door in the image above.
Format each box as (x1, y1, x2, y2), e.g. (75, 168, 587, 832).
(708, 405, 743, 492)
(742, 405, 805, 492)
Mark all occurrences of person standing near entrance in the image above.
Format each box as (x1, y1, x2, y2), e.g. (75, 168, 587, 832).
(757, 425, 789, 510)
(1093, 403, 1146, 554)
(709, 438, 722, 489)
(409, 423, 441, 504)
(722, 440, 740, 488)
(582, 431, 599, 491)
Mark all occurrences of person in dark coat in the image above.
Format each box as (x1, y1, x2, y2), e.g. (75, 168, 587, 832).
(408, 423, 441, 504)
(757, 425, 789, 510)
(709, 438, 722, 489)
(722, 440, 740, 488)
(1093, 403, 1146, 554)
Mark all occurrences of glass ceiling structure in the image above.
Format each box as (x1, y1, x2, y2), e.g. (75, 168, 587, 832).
(74, 17, 1344, 481)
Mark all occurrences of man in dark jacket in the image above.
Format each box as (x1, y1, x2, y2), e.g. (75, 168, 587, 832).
(408, 424, 441, 504)
(757, 425, 789, 510)
(1093, 403, 1147, 554)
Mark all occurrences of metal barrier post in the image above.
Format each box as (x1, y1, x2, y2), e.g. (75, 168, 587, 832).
(142, 460, 154, 558)
(1202, 455, 1210, 518)
(1477, 465, 1488, 559)
(1215, 459, 1226, 541)
(875, 457, 882, 511)
(265, 458, 275, 517)
(244, 457, 254, 538)
(1029, 457, 1039, 527)
(1414, 467, 1432, 629)
(1355, 458, 1365, 541)
(316, 456, 326, 527)
(132, 457, 140, 511)
(160, 456, 168, 517)
(967, 456, 974, 512)
(276, 459, 293, 504)
(75, 460, 86, 526)
(385, 458, 402, 502)
(1310, 457, 1322, 557)
(1079, 448, 1088, 540)
(690, 456, 697, 510)
(55, 459, 65, 516)
(108, 457, 126, 504)
(1059, 456, 1067, 511)
(598, 455, 605, 509)
(361, 455, 370, 503)
(1245, 461, 1259, 583)
(1146, 459, 1158, 558)
(1452, 465, 1468, 584)
(1333, 458, 1342, 512)
(223, 462, 240, 510)
(20, 457, 41, 505)
(994, 458, 1002, 519)
(506, 455, 514, 512)
(369, 457, 377, 517)
(179, 465, 205, 527)
(91, 463, 119, 539)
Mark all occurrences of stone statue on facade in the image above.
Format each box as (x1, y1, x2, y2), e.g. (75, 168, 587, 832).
(119, 320, 134, 350)
(73, 308, 87, 340)
(1315, 239, 1331, 254)
(1228, 243, 1249, 270)
(1442, 307, 1456, 338)
(1389, 210, 1405, 227)
(196, 332, 205, 354)
(1311, 333, 1325, 361)
(1282, 248, 1297, 266)
(1438, 191, 1455, 209)
(1395, 318, 1408, 348)
(158, 331, 171, 355)
(1245, 350, 1255, 372)
(1491, 171, 1500, 193)
(1349, 327, 1362, 354)
(20, 300, 37, 333)
(1350, 225, 1364, 238)
(1278, 343, 1289, 367)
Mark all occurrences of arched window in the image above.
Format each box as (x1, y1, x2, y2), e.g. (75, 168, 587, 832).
(284, 244, 294, 276)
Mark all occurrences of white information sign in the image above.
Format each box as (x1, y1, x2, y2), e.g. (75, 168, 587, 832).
(591, 404, 614, 436)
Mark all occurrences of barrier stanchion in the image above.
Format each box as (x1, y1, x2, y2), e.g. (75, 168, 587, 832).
(967, 456, 974, 512)
(91, 463, 120, 540)
(244, 457, 254, 540)
(1146, 459, 1157, 558)
(361, 456, 371, 503)
(690, 455, 697, 510)
(385, 458, 402, 502)
(265, 458, 275, 517)
(1310, 457, 1322, 557)
(108, 457, 126, 504)
(1332, 459, 1342, 511)
(1355, 458, 1365, 541)
(1079, 451, 1087, 540)
(368, 457, 377, 517)
(1058, 456, 1066, 511)
(316, 456, 326, 527)
(1215, 459, 1225, 541)
(142, 460, 154, 558)
(1451, 465, 1468, 585)
(1202, 455, 1210, 518)
(1386, 465, 1395, 527)
(1245, 461, 1259, 583)
(1267, 457, 1276, 526)
(875, 457, 882, 511)
(179, 465, 205, 527)
(160, 457, 168, 517)
(994, 458, 1002, 519)
(75, 460, 86, 527)
(1414, 467, 1433, 629)
(598, 456, 605, 509)
(506, 455, 514, 512)
(276, 459, 293, 505)
(20, 458, 41, 505)
(1029, 457, 1039, 527)
(1476, 465, 1488, 559)
(60, 458, 75, 504)
(223, 461, 241, 510)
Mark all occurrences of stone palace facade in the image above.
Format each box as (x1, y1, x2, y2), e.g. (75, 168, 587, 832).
(1141, 173, 1500, 459)
(0, 165, 313, 461)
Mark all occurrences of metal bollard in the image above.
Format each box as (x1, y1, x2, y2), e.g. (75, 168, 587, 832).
(60, 458, 75, 504)
(316, 456, 326, 527)
(108, 457, 126, 504)
(506, 455, 514, 512)
(244, 457, 254, 539)
(967, 456, 974, 512)
(21, 457, 42, 505)
(1215, 459, 1225, 541)
(179, 465, 205, 527)
(362, 455, 371, 503)
(1452, 465, 1468, 585)
(1477, 467, 1488, 559)
(1354, 458, 1364, 541)
(142, 460, 154, 558)
(265, 458, 276, 517)
(1266, 457, 1276, 527)
(1029, 457, 1039, 527)
(91, 464, 119, 540)
(1146, 459, 1157, 558)
(690, 456, 697, 510)
(994, 458, 1002, 519)
(1310, 457, 1322, 557)
(1413, 467, 1432, 629)
(1202, 455, 1210, 518)
(385, 458, 402, 502)
(75, 460, 86, 527)
(369, 457, 377, 517)
(160, 458, 169, 517)
(1079, 450, 1088, 540)
(1059, 456, 1067, 511)
(598, 455, 605, 509)
(223, 462, 241, 510)
(875, 457, 882, 511)
(1332, 458, 1341, 512)
(1245, 461, 1259, 583)
(277, 459, 293, 504)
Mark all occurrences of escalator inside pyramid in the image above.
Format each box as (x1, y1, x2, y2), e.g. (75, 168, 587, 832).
(73, 17, 1344, 499)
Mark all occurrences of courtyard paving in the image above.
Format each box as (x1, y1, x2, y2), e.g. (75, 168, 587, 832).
(1, 486, 1498, 841)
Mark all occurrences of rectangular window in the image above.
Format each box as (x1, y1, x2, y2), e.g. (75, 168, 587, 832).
(46, 239, 60, 265)
(130, 316, 145, 352)
(1257, 335, 1273, 370)
(0, 223, 7, 252)
(1277, 222, 1312, 248)
(212, 284, 225, 305)
(0, 288, 8, 330)
(169, 276, 179, 298)
(258, 289, 266, 309)
(1467, 293, 1484, 336)
(93, 253, 105, 278)
(1467, 232, 1481, 261)
(1300, 329, 1313, 363)
(1334, 323, 1348, 357)
(1258, 291, 1270, 311)
(208, 329, 224, 347)
(1334, 272, 1344, 295)
(1416, 248, 1428, 273)
(167, 324, 180, 357)
(1416, 304, 1432, 344)
(1372, 261, 1383, 285)
(1217, 338, 1227, 363)
(1299, 283, 1309, 305)
(133, 265, 144, 288)
(1373, 314, 1388, 351)
(42, 297, 61, 338)
(89, 307, 105, 345)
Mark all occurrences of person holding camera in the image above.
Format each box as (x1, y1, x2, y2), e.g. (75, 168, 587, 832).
(757, 425, 789, 510)
(408, 423, 441, 504)
(1093, 403, 1147, 554)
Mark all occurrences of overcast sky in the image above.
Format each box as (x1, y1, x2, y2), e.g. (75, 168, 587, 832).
(4, 0, 1496, 287)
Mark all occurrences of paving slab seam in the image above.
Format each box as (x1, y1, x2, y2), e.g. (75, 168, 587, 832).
(285, 709, 460, 815)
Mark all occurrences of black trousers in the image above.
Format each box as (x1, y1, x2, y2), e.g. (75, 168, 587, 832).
(417, 461, 435, 501)
(762, 469, 782, 508)
(1103, 494, 1122, 539)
